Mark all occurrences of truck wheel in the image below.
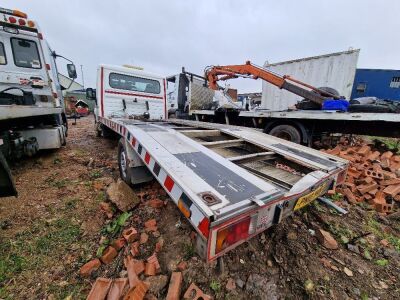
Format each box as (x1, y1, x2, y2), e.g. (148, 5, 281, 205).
(118, 139, 154, 185)
(268, 125, 302, 144)
(118, 140, 132, 184)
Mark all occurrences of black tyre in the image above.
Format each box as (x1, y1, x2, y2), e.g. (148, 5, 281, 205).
(118, 139, 131, 184)
(268, 124, 302, 144)
(348, 104, 391, 113)
(318, 86, 340, 98)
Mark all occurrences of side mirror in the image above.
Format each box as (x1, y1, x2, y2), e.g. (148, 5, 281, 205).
(86, 88, 96, 100)
(67, 64, 77, 79)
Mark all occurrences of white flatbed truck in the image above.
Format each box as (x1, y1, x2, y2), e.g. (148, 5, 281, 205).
(0, 7, 77, 197)
(88, 64, 348, 261)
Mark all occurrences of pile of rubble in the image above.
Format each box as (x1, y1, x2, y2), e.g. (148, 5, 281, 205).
(322, 140, 400, 214)
(79, 180, 213, 300)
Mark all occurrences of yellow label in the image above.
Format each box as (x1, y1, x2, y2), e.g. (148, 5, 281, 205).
(294, 182, 329, 211)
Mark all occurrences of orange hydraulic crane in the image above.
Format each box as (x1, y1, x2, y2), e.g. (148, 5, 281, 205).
(205, 61, 341, 106)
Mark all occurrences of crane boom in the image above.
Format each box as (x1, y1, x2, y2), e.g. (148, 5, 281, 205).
(205, 61, 340, 106)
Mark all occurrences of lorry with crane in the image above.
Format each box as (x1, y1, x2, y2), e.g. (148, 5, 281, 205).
(0, 7, 77, 197)
(169, 51, 400, 146)
(86, 64, 349, 261)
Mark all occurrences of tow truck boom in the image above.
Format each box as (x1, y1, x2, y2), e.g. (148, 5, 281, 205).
(205, 61, 341, 106)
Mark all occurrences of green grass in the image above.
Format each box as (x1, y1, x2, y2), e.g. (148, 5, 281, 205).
(365, 213, 400, 253)
(0, 217, 84, 297)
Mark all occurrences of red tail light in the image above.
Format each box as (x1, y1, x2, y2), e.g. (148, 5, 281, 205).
(216, 217, 251, 254)
(9, 16, 17, 24)
(18, 18, 26, 26)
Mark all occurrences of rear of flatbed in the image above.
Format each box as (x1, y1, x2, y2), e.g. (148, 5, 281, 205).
(93, 64, 348, 261)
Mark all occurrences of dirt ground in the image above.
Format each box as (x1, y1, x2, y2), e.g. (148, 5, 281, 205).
(1, 117, 399, 299)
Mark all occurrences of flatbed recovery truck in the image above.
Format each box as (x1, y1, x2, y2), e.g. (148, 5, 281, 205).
(167, 62, 400, 146)
(88, 64, 349, 261)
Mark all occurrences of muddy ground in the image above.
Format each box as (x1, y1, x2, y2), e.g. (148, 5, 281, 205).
(0, 117, 399, 299)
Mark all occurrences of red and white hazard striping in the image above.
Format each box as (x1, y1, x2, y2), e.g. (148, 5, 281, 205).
(99, 116, 210, 238)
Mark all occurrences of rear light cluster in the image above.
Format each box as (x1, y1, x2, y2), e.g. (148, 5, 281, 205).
(216, 217, 251, 254)
(6, 16, 35, 28)
(0, 8, 35, 28)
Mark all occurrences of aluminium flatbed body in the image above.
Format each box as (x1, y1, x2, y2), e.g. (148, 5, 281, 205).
(93, 64, 348, 261)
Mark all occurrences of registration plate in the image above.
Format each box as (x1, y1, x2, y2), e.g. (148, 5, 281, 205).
(294, 181, 329, 211)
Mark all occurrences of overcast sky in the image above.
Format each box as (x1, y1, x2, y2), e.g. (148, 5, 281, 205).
(5, 0, 400, 92)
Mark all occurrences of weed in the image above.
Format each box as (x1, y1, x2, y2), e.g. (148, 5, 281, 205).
(376, 259, 389, 266)
(64, 198, 79, 210)
(50, 179, 69, 188)
(95, 191, 106, 203)
(183, 243, 195, 260)
(330, 193, 342, 202)
(210, 279, 221, 293)
(102, 212, 132, 237)
(89, 170, 102, 179)
(53, 157, 62, 165)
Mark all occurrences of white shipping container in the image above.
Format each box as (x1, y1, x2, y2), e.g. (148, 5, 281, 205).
(261, 49, 360, 111)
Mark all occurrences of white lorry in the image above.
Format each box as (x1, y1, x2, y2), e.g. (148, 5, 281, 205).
(0, 7, 77, 196)
(87, 64, 348, 261)
(169, 50, 400, 146)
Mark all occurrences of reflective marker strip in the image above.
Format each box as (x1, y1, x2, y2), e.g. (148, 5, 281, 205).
(99, 116, 210, 238)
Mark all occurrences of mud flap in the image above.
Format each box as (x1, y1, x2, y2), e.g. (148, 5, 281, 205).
(0, 152, 17, 197)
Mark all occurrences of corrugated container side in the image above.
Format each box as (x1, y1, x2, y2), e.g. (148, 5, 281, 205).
(261, 50, 360, 111)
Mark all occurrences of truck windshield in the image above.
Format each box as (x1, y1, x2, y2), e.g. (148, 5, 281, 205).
(109, 73, 161, 94)
(11, 38, 41, 69)
(0, 42, 6, 65)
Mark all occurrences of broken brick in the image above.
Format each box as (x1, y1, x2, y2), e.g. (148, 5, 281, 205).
(380, 178, 400, 186)
(155, 239, 164, 253)
(108, 278, 129, 300)
(79, 258, 101, 277)
(130, 241, 140, 257)
(140, 233, 149, 244)
(100, 246, 118, 264)
(133, 259, 145, 275)
(112, 237, 126, 251)
(367, 151, 381, 161)
(342, 187, 356, 204)
(100, 202, 113, 219)
(343, 182, 356, 192)
(357, 183, 379, 195)
(145, 226, 158, 233)
(123, 227, 139, 243)
(381, 151, 393, 160)
(123, 281, 149, 300)
(87, 277, 112, 300)
(375, 201, 394, 214)
(144, 219, 157, 228)
(125, 256, 141, 288)
(315, 228, 338, 250)
(347, 168, 361, 179)
(177, 261, 188, 271)
(357, 145, 371, 156)
(183, 283, 212, 300)
(383, 184, 400, 197)
(147, 199, 164, 208)
(365, 169, 384, 180)
(225, 278, 236, 291)
(166, 272, 183, 300)
(147, 253, 161, 273)
(145, 262, 156, 276)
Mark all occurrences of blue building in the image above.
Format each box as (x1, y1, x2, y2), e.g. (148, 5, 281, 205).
(351, 69, 400, 101)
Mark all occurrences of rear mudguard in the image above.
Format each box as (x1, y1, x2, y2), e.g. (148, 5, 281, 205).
(0, 152, 17, 197)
